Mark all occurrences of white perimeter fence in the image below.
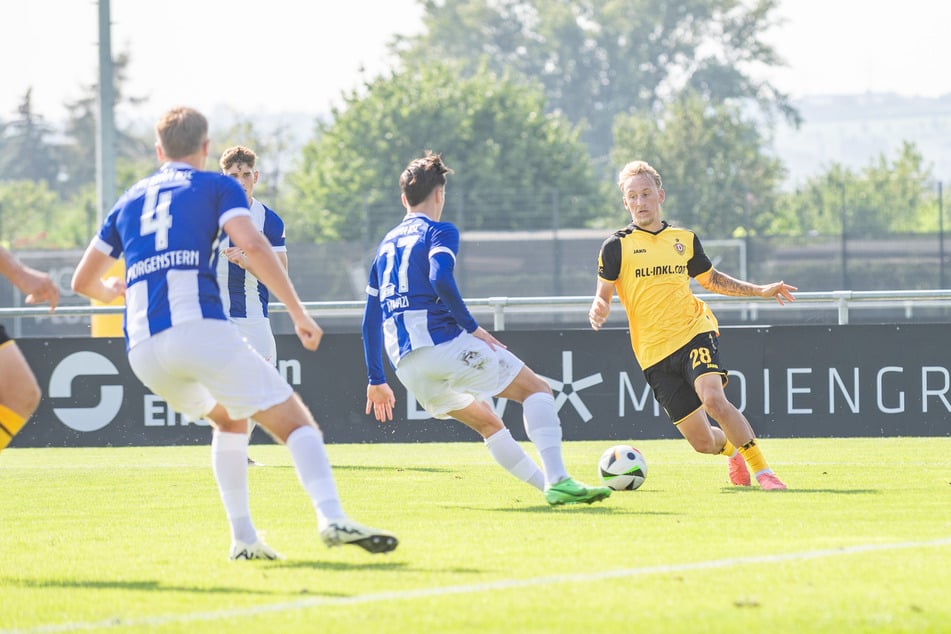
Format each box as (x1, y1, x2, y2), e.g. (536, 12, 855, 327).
(3, 289, 951, 332)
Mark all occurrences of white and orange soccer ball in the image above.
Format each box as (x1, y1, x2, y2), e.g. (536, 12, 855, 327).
(598, 444, 648, 491)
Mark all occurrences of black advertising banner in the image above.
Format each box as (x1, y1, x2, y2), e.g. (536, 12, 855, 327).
(12, 324, 951, 448)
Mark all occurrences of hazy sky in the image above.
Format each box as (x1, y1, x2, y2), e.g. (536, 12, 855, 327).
(2, 0, 950, 122)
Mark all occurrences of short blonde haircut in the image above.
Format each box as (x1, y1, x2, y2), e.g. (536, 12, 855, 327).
(155, 107, 207, 160)
(617, 160, 662, 191)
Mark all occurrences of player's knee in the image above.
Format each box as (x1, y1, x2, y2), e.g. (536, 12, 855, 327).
(688, 436, 721, 455)
(680, 419, 721, 454)
(500, 370, 551, 403)
(475, 418, 504, 439)
(523, 372, 552, 396)
(14, 377, 42, 420)
(700, 394, 734, 421)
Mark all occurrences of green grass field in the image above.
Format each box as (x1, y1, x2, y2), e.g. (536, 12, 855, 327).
(1, 437, 950, 633)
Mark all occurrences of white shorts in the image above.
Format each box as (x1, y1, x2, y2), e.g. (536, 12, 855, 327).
(395, 331, 524, 419)
(127, 319, 293, 421)
(231, 317, 277, 365)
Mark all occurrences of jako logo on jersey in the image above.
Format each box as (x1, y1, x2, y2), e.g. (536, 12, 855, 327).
(540, 350, 603, 422)
(49, 351, 122, 432)
(631, 248, 647, 254)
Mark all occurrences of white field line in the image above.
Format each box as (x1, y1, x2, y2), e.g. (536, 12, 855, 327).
(7, 537, 951, 634)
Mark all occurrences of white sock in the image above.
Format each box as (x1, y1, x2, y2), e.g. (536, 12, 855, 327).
(484, 427, 545, 491)
(286, 425, 345, 525)
(522, 392, 569, 486)
(211, 431, 257, 544)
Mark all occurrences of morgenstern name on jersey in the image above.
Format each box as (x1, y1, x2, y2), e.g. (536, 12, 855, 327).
(634, 264, 687, 278)
(126, 249, 201, 283)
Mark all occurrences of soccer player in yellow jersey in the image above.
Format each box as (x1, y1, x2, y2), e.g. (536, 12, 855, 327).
(588, 160, 795, 490)
(0, 245, 59, 453)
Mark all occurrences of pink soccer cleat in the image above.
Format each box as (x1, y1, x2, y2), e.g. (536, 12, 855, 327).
(728, 452, 751, 486)
(756, 472, 787, 491)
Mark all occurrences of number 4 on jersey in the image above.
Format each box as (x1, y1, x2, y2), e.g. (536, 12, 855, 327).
(141, 186, 173, 251)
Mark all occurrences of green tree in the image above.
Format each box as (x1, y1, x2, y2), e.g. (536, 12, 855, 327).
(59, 51, 152, 199)
(286, 62, 599, 243)
(0, 180, 61, 247)
(212, 114, 298, 206)
(398, 0, 799, 155)
(610, 91, 786, 238)
(770, 142, 936, 236)
(0, 179, 97, 250)
(0, 90, 65, 192)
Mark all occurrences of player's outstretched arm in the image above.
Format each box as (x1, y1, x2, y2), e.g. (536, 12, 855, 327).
(471, 326, 507, 351)
(589, 280, 614, 330)
(0, 247, 60, 311)
(696, 268, 797, 305)
(224, 215, 322, 350)
(757, 280, 797, 305)
(366, 383, 396, 422)
(221, 246, 288, 277)
(71, 245, 125, 304)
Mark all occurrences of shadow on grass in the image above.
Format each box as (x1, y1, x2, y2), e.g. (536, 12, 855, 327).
(0, 577, 287, 595)
(441, 503, 678, 516)
(254, 464, 453, 474)
(2, 558, 410, 595)
(719, 487, 880, 494)
(274, 559, 410, 572)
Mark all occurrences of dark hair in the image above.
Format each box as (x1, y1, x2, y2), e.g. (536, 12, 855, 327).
(400, 151, 453, 206)
(219, 145, 257, 172)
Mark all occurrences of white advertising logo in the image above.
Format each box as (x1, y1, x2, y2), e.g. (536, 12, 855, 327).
(49, 351, 123, 432)
(540, 350, 603, 422)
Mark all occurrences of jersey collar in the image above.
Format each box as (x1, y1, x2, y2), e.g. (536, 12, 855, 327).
(161, 161, 194, 171)
(630, 220, 669, 235)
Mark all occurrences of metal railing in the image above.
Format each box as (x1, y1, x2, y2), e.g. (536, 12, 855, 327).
(3, 289, 951, 331)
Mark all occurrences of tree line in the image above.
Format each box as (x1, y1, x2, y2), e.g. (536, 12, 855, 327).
(0, 0, 942, 250)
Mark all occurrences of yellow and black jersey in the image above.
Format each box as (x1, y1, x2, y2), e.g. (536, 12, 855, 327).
(597, 221, 718, 369)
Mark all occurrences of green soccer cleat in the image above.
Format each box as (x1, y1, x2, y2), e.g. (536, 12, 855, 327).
(229, 538, 283, 561)
(545, 477, 612, 506)
(319, 518, 399, 554)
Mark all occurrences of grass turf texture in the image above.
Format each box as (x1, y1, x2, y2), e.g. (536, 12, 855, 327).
(1, 438, 950, 633)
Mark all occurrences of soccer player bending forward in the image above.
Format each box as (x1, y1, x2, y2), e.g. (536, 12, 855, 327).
(72, 106, 397, 559)
(589, 160, 794, 491)
(0, 246, 59, 453)
(362, 151, 611, 507)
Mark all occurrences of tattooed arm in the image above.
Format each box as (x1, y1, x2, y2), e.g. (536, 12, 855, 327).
(695, 268, 797, 306)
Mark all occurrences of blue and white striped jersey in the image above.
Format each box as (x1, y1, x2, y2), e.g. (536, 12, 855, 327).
(93, 162, 250, 349)
(216, 198, 286, 319)
(365, 213, 477, 373)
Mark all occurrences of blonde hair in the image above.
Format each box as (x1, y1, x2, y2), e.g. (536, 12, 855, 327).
(617, 160, 662, 191)
(155, 107, 207, 160)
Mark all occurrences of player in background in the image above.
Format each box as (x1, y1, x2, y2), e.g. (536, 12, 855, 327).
(0, 247, 59, 453)
(217, 145, 287, 465)
(72, 106, 397, 559)
(588, 159, 794, 490)
(363, 151, 611, 507)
